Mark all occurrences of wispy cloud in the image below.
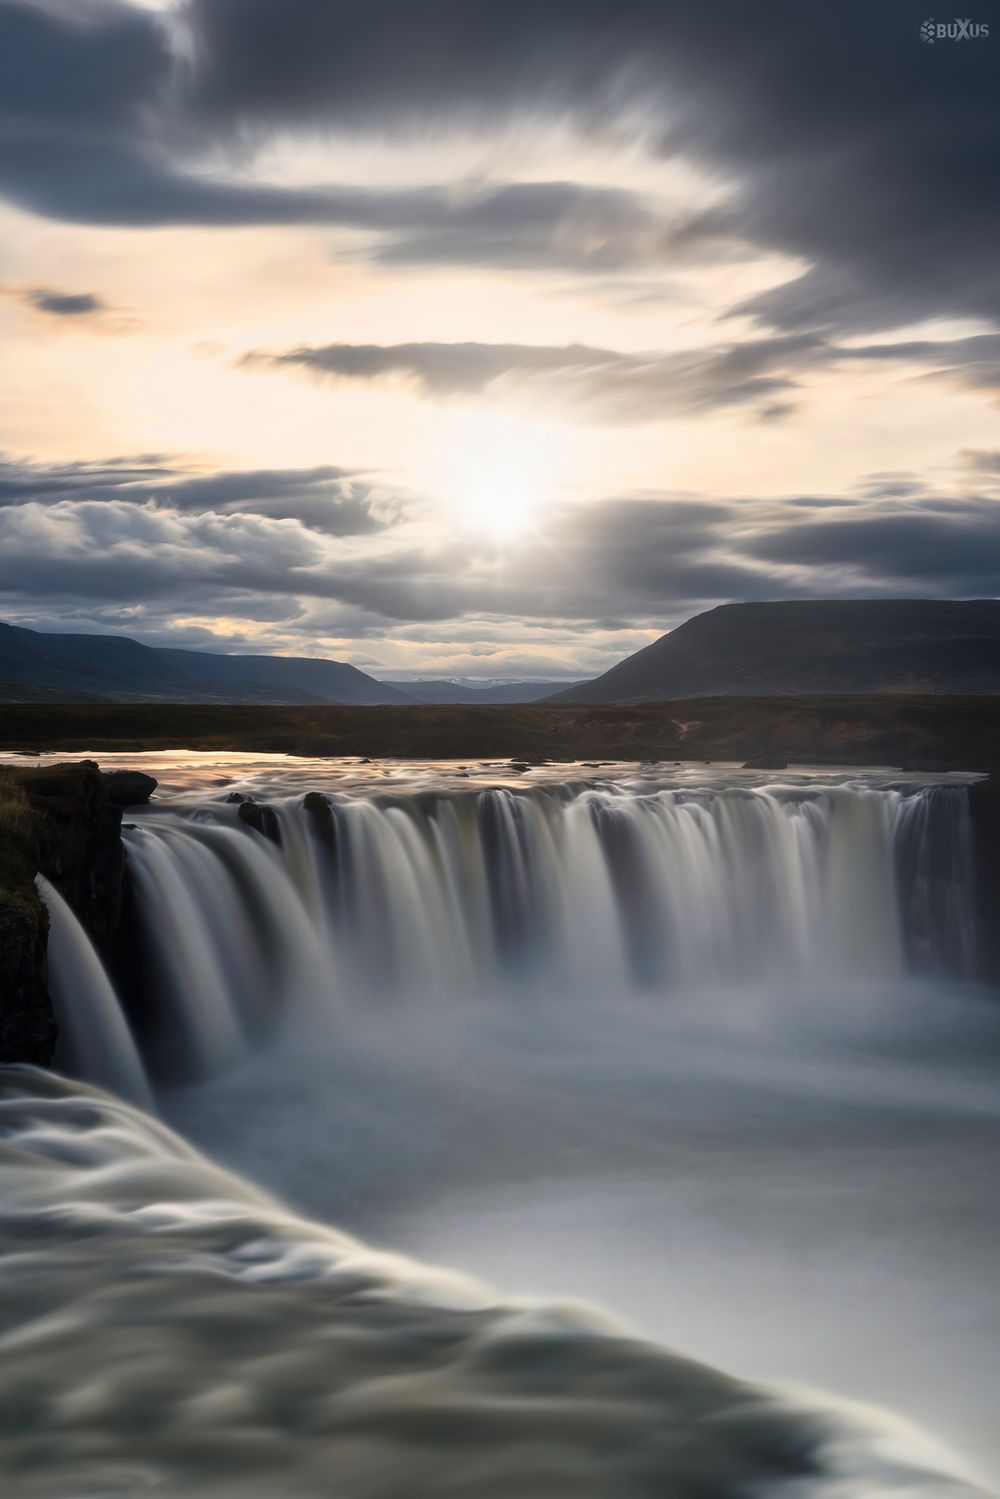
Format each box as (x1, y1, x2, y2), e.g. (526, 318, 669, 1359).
(239, 329, 1000, 423)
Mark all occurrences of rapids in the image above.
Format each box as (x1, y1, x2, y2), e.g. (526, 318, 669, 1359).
(0, 1068, 985, 1499)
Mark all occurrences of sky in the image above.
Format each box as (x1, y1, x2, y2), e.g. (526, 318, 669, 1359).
(0, 1, 998, 681)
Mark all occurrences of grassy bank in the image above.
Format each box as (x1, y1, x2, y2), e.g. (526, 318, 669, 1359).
(0, 770, 41, 897)
(2, 695, 1000, 767)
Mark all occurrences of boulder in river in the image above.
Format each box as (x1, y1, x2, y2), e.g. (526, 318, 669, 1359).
(238, 799, 282, 843)
(302, 792, 335, 847)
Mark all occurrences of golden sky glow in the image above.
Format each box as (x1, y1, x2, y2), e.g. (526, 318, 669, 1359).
(1, 1, 997, 679)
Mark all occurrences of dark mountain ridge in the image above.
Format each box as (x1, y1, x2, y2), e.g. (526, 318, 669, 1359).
(0, 622, 412, 705)
(550, 600, 1000, 704)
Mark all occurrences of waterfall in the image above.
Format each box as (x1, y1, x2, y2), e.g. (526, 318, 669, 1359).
(34, 776, 979, 1095)
(38, 876, 154, 1109)
(42, 777, 967, 1089)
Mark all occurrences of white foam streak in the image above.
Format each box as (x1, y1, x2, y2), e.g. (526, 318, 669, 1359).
(0, 1069, 982, 1499)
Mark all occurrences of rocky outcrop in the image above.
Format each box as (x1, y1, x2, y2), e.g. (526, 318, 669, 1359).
(0, 885, 54, 1065)
(104, 770, 157, 807)
(24, 762, 126, 952)
(0, 761, 156, 1063)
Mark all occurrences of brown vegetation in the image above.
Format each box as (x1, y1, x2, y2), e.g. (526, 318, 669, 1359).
(2, 696, 1000, 768)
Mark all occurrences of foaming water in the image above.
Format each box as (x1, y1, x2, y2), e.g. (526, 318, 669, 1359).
(0, 1068, 984, 1499)
(109, 770, 977, 1083)
(11, 759, 1000, 1493)
(37, 876, 153, 1110)
(162, 989, 1000, 1489)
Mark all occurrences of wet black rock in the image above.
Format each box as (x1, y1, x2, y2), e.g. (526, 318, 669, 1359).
(302, 791, 335, 847)
(237, 799, 282, 843)
(103, 770, 157, 806)
(742, 758, 789, 771)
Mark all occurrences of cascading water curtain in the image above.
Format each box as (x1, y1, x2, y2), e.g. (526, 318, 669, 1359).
(80, 781, 978, 1088)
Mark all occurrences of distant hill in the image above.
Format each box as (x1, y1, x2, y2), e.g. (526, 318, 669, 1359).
(549, 600, 1000, 704)
(0, 622, 413, 705)
(379, 679, 582, 704)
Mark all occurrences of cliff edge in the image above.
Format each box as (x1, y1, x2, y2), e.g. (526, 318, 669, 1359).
(0, 762, 154, 1063)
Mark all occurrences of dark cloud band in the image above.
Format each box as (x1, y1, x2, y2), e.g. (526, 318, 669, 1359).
(2, 452, 1000, 641)
(239, 329, 1000, 422)
(0, 1, 995, 335)
(0, 454, 387, 534)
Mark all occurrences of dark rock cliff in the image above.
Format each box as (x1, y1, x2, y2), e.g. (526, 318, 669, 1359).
(0, 879, 52, 1065)
(0, 761, 154, 1064)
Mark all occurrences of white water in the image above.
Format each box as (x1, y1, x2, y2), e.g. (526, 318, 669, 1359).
(7, 759, 1000, 1496)
(0, 1068, 985, 1499)
(112, 772, 977, 1081)
(37, 875, 154, 1110)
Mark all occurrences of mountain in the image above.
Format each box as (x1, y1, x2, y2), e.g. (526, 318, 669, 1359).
(0, 622, 413, 705)
(549, 600, 1000, 704)
(379, 679, 582, 704)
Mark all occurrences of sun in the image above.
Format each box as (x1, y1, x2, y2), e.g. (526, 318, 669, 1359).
(463, 466, 540, 542)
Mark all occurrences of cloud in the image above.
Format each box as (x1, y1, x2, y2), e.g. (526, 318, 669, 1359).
(0, 0, 994, 335)
(178, 0, 1000, 333)
(351, 184, 734, 275)
(0, 135, 719, 276)
(0, 497, 330, 602)
(1, 282, 138, 330)
(21, 288, 107, 317)
(962, 450, 1000, 477)
(241, 334, 825, 420)
(837, 333, 1000, 402)
(0, 453, 390, 533)
(240, 326, 1000, 423)
(9, 479, 1000, 646)
(745, 496, 1000, 594)
(0, 489, 793, 665)
(0, 4, 707, 271)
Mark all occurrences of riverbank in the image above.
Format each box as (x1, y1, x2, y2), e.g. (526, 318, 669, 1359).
(5, 694, 1000, 766)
